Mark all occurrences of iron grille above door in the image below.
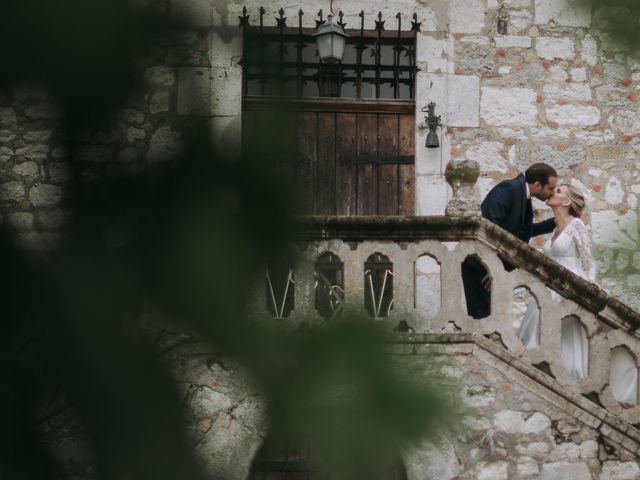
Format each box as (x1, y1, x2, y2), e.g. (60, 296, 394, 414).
(240, 8, 418, 216)
(239, 8, 420, 99)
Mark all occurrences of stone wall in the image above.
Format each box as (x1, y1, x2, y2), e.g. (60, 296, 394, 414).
(47, 334, 640, 479)
(1, 0, 637, 307)
(417, 0, 640, 308)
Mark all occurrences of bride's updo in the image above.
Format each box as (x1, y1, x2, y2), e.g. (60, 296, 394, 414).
(563, 184, 586, 217)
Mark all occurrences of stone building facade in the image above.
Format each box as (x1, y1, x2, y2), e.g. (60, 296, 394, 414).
(5, 0, 640, 478)
(1, 0, 639, 307)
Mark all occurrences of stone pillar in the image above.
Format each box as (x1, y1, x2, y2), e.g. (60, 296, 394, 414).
(444, 159, 481, 216)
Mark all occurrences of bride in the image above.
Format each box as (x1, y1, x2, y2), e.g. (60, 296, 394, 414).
(516, 183, 637, 403)
(515, 184, 596, 379)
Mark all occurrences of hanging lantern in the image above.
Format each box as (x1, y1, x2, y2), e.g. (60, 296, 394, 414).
(313, 15, 348, 63)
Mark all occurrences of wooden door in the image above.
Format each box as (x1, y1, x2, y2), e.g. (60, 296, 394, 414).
(243, 98, 415, 216)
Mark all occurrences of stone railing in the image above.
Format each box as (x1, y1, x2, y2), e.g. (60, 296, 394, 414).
(250, 214, 640, 426)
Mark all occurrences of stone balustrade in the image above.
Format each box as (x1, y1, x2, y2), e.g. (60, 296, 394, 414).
(251, 215, 640, 426)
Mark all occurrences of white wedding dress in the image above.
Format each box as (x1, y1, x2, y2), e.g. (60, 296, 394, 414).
(515, 217, 597, 379)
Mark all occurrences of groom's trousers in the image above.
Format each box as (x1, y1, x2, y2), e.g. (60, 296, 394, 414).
(461, 256, 490, 319)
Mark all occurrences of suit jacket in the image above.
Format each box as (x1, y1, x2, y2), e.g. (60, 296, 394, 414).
(481, 173, 556, 245)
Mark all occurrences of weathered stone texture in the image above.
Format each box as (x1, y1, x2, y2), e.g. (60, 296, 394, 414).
(535, 37, 575, 60)
(480, 87, 537, 126)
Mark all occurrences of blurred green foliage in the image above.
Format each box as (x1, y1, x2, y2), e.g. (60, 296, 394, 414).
(0, 1, 456, 479)
(579, 0, 640, 54)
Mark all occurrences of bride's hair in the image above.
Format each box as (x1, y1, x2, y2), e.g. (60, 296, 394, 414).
(563, 184, 586, 217)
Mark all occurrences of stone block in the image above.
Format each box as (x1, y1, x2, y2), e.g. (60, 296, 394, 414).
(211, 66, 242, 117)
(517, 462, 539, 476)
(417, 73, 480, 127)
(579, 439, 598, 458)
(178, 67, 211, 116)
(477, 462, 508, 480)
(592, 210, 637, 250)
(462, 416, 492, 430)
(126, 127, 146, 143)
(536, 144, 586, 171)
(612, 110, 640, 135)
(146, 126, 183, 163)
(535, 37, 575, 60)
(522, 412, 551, 433)
(456, 43, 495, 73)
(210, 31, 242, 67)
(542, 83, 592, 101)
(481, 87, 537, 126)
(535, 0, 591, 27)
(465, 141, 507, 173)
(495, 35, 532, 48)
(144, 67, 175, 87)
(581, 35, 598, 66)
(13, 162, 39, 179)
(417, 175, 450, 215)
(548, 442, 580, 461)
(29, 184, 62, 207)
(570, 67, 587, 82)
(604, 177, 625, 204)
(449, 0, 485, 33)
(494, 410, 525, 433)
(24, 130, 52, 142)
(149, 90, 170, 115)
(546, 104, 600, 126)
(509, 11, 533, 34)
(516, 442, 549, 455)
(541, 462, 591, 479)
(0, 147, 13, 162)
(504, 0, 532, 7)
(417, 35, 449, 73)
(600, 461, 640, 480)
(405, 437, 463, 480)
(0, 130, 16, 143)
(16, 144, 49, 161)
(0, 182, 25, 202)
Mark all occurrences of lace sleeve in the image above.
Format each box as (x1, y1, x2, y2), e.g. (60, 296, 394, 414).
(571, 219, 597, 282)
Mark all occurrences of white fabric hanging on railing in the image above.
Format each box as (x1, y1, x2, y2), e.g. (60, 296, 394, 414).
(610, 348, 638, 405)
(561, 316, 588, 379)
(515, 298, 539, 349)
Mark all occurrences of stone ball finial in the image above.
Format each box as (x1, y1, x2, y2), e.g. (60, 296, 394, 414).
(445, 159, 481, 216)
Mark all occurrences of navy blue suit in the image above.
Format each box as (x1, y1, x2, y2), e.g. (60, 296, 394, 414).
(462, 174, 556, 319)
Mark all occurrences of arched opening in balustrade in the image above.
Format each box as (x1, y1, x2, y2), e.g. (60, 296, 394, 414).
(610, 346, 638, 406)
(266, 264, 295, 318)
(561, 315, 588, 379)
(249, 434, 408, 480)
(364, 253, 393, 318)
(512, 286, 540, 349)
(415, 254, 441, 319)
(461, 254, 491, 319)
(315, 252, 345, 319)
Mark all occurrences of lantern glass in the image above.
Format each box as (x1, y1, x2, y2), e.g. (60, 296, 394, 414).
(313, 19, 347, 63)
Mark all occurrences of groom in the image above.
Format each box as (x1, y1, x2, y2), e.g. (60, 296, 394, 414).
(462, 163, 558, 319)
